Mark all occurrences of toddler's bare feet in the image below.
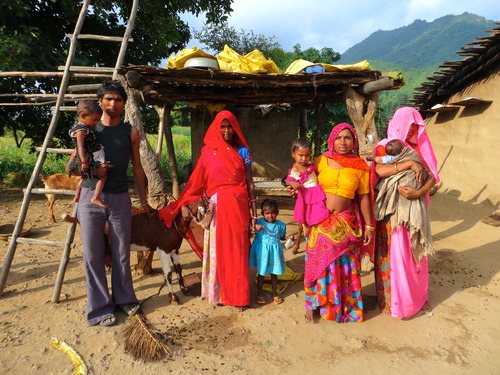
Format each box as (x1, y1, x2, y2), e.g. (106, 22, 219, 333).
(304, 310, 314, 322)
(91, 197, 109, 208)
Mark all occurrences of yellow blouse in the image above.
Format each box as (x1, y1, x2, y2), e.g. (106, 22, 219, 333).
(315, 155, 370, 199)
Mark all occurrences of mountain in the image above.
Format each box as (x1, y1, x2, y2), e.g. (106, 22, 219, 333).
(337, 13, 496, 127)
(339, 13, 496, 69)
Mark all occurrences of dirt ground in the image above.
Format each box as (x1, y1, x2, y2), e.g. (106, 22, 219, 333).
(0, 187, 499, 375)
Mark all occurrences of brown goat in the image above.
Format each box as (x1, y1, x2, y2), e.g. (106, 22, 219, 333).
(64, 197, 210, 304)
(39, 173, 81, 222)
(130, 197, 209, 304)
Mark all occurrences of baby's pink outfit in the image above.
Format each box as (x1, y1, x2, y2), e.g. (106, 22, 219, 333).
(286, 163, 329, 226)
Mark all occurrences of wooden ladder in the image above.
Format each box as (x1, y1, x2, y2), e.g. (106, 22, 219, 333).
(0, 0, 139, 302)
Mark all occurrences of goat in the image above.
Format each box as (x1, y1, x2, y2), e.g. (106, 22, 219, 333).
(39, 173, 81, 222)
(64, 196, 210, 304)
(129, 197, 209, 304)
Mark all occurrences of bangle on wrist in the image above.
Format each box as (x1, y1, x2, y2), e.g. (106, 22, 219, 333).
(394, 163, 399, 172)
(249, 198, 257, 202)
(364, 225, 375, 231)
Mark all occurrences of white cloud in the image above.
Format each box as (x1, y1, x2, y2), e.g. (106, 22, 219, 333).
(180, 0, 500, 55)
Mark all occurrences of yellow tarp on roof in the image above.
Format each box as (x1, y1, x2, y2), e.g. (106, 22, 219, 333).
(284, 59, 372, 74)
(217, 45, 281, 73)
(166, 47, 218, 69)
(167, 47, 371, 75)
(166, 45, 281, 74)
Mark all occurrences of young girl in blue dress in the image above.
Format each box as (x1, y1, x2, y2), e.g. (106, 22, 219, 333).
(250, 199, 292, 305)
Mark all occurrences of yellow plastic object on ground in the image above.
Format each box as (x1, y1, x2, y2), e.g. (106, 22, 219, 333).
(217, 45, 281, 73)
(48, 337, 88, 375)
(254, 265, 303, 295)
(166, 47, 218, 69)
(284, 59, 372, 74)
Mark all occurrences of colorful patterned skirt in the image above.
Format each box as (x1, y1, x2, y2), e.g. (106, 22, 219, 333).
(304, 208, 364, 322)
(374, 217, 391, 314)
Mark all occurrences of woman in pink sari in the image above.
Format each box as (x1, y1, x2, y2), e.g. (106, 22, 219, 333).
(373, 107, 440, 318)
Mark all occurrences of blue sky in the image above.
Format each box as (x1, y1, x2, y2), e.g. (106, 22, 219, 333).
(181, 0, 500, 54)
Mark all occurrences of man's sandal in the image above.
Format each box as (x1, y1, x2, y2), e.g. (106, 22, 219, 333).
(273, 295, 283, 305)
(98, 313, 116, 326)
(118, 303, 141, 317)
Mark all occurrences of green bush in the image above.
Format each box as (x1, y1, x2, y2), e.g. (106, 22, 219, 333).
(0, 132, 192, 188)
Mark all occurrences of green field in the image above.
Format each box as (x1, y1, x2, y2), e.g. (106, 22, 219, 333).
(0, 128, 192, 187)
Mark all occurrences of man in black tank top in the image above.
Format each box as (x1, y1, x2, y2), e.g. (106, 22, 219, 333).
(76, 80, 155, 327)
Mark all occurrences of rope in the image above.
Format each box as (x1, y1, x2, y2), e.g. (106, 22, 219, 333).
(139, 277, 167, 308)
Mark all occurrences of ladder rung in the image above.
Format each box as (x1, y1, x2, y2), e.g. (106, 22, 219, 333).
(36, 147, 74, 155)
(50, 106, 77, 111)
(66, 33, 133, 42)
(14, 237, 75, 248)
(28, 188, 76, 196)
(67, 84, 101, 93)
(57, 66, 115, 73)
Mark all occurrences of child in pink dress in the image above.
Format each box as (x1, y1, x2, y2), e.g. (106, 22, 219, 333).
(285, 138, 329, 236)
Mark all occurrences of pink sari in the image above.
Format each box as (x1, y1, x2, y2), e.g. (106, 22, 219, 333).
(373, 107, 439, 318)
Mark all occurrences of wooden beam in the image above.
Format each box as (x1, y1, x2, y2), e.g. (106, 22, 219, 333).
(0, 71, 111, 78)
(57, 66, 115, 73)
(65, 33, 133, 42)
(358, 76, 396, 95)
(35, 147, 74, 155)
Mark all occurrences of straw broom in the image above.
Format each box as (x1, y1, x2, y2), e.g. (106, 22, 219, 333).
(122, 313, 171, 361)
(122, 279, 171, 361)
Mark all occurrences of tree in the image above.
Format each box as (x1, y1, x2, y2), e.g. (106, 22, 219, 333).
(194, 24, 341, 72)
(290, 44, 341, 65)
(0, 0, 233, 146)
(193, 21, 281, 56)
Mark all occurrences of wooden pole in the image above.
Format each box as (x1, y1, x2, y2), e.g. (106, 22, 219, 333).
(163, 104, 180, 199)
(51, 204, 79, 303)
(313, 103, 324, 157)
(113, 0, 139, 79)
(155, 105, 165, 157)
(298, 105, 308, 139)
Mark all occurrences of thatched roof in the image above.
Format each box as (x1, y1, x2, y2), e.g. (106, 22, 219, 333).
(119, 64, 385, 107)
(411, 23, 500, 111)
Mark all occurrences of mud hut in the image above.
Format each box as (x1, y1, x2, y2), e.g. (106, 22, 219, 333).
(411, 23, 500, 206)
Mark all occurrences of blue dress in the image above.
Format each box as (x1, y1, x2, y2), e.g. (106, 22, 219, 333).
(250, 218, 286, 276)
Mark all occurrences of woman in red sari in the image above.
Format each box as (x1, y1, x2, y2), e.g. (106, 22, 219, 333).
(158, 110, 257, 311)
(303, 123, 374, 322)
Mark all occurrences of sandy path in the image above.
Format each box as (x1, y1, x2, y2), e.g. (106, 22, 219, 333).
(0, 188, 498, 374)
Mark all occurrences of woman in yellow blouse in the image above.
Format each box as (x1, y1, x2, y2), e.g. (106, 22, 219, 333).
(303, 123, 373, 322)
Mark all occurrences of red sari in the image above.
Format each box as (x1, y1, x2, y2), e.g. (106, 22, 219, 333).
(158, 111, 251, 307)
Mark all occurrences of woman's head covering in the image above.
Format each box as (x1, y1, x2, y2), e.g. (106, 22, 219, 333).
(323, 123, 369, 170)
(376, 107, 440, 182)
(158, 110, 250, 227)
(323, 123, 359, 157)
(203, 110, 250, 150)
